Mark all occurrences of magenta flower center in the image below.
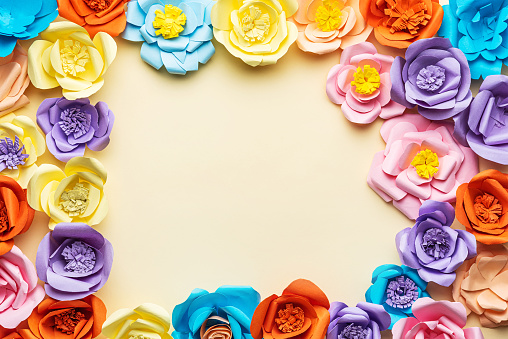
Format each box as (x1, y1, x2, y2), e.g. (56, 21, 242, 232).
(421, 228, 450, 259)
(0, 136, 28, 169)
(59, 108, 92, 139)
(62, 241, 96, 273)
(338, 324, 368, 339)
(385, 276, 419, 309)
(416, 65, 446, 91)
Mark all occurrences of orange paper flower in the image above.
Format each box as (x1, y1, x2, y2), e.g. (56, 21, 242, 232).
(0, 328, 22, 339)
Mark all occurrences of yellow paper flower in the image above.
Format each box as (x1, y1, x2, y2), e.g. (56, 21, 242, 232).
(27, 156, 108, 229)
(211, 0, 299, 66)
(27, 21, 117, 100)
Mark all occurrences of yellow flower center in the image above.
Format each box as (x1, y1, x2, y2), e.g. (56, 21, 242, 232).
(241, 6, 270, 42)
(351, 65, 381, 95)
(60, 40, 89, 76)
(315, 0, 343, 32)
(411, 149, 439, 179)
(60, 183, 90, 216)
(153, 5, 187, 39)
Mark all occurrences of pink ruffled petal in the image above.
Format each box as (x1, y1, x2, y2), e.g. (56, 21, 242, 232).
(395, 169, 431, 200)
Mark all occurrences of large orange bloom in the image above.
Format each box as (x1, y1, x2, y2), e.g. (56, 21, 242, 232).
(0, 328, 22, 339)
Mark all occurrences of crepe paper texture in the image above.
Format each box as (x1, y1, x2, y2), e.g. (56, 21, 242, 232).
(0, 245, 45, 329)
(27, 156, 108, 229)
(326, 302, 390, 339)
(365, 264, 430, 329)
(123, 0, 215, 75)
(290, 0, 372, 55)
(367, 114, 479, 220)
(390, 37, 473, 121)
(326, 42, 405, 124)
(173, 286, 260, 339)
(211, 0, 298, 66)
(27, 21, 117, 100)
(395, 200, 477, 287)
(0, 44, 30, 116)
(37, 97, 115, 162)
(102, 303, 172, 339)
(57, 0, 130, 37)
(392, 298, 484, 339)
(251, 279, 330, 339)
(359, 0, 443, 49)
(18, 295, 107, 339)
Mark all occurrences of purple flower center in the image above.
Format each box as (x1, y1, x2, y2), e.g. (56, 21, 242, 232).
(59, 108, 92, 139)
(421, 227, 450, 259)
(385, 276, 419, 309)
(0, 136, 28, 170)
(338, 324, 368, 339)
(416, 65, 445, 91)
(62, 241, 96, 273)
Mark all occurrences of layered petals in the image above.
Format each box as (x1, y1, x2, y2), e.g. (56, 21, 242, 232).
(0, 44, 30, 116)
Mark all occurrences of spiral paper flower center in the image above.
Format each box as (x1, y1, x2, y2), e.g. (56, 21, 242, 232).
(59, 107, 92, 139)
(60, 40, 90, 76)
(416, 65, 445, 91)
(384, 0, 431, 35)
(0, 136, 28, 170)
(83, 0, 111, 12)
(411, 149, 439, 179)
(240, 6, 270, 42)
(385, 276, 419, 309)
(0, 201, 9, 233)
(153, 5, 187, 39)
(275, 304, 305, 333)
(315, 0, 343, 32)
(351, 65, 380, 95)
(338, 324, 368, 339)
(53, 309, 85, 334)
(421, 228, 450, 259)
(474, 193, 502, 224)
(62, 241, 96, 273)
(60, 183, 90, 216)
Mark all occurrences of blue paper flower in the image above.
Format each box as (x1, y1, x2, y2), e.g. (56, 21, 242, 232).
(365, 264, 430, 330)
(0, 0, 58, 57)
(438, 0, 508, 79)
(123, 0, 215, 75)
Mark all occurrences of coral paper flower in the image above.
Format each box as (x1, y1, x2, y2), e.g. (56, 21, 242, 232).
(359, 0, 443, 49)
(392, 298, 484, 339)
(326, 42, 405, 124)
(367, 114, 478, 219)
(37, 97, 115, 162)
(327, 302, 390, 339)
(0, 44, 30, 116)
(251, 279, 330, 339)
(27, 156, 108, 229)
(211, 0, 298, 66)
(123, 0, 215, 74)
(27, 21, 117, 100)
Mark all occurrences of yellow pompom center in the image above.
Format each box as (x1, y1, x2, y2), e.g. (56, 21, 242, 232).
(315, 0, 343, 32)
(351, 65, 381, 95)
(60, 183, 90, 216)
(411, 149, 439, 179)
(240, 6, 270, 42)
(153, 5, 187, 39)
(60, 40, 90, 76)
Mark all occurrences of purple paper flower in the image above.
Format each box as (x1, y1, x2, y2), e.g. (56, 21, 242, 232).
(36, 97, 115, 162)
(396, 200, 476, 287)
(390, 37, 472, 120)
(327, 302, 390, 339)
(36, 223, 114, 301)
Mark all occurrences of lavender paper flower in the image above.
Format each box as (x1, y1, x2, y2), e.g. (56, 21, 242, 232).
(327, 302, 390, 339)
(36, 97, 114, 162)
(36, 223, 114, 301)
(390, 37, 472, 120)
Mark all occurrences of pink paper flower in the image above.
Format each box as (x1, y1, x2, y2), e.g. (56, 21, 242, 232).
(0, 44, 29, 116)
(392, 298, 484, 339)
(326, 42, 406, 124)
(367, 114, 478, 219)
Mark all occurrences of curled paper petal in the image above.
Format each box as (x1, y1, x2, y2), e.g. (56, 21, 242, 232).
(0, 44, 30, 116)
(326, 302, 390, 339)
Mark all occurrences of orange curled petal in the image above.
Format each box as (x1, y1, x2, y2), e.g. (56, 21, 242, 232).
(0, 239, 14, 256)
(83, 14, 127, 38)
(282, 279, 330, 309)
(57, 0, 87, 25)
(251, 295, 279, 339)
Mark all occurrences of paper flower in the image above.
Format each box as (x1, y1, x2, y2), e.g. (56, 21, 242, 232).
(27, 21, 117, 100)
(57, 0, 130, 37)
(0, 329, 21, 339)
(0, 245, 45, 329)
(367, 114, 478, 219)
(390, 37, 472, 120)
(173, 286, 260, 339)
(18, 295, 107, 338)
(326, 42, 405, 124)
(251, 279, 330, 339)
(37, 97, 115, 162)
(27, 156, 108, 229)
(290, 0, 372, 54)
(365, 264, 430, 329)
(103, 303, 171, 339)
(392, 298, 484, 339)
(0, 44, 30, 116)
(327, 302, 390, 339)
(396, 200, 477, 287)
(359, 0, 443, 49)
(123, 0, 215, 75)
(211, 0, 298, 66)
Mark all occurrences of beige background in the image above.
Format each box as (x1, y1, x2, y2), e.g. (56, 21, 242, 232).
(13, 1, 508, 337)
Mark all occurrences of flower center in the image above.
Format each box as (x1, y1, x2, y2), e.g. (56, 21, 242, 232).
(384, 0, 431, 35)
(351, 65, 381, 95)
(153, 5, 187, 39)
(315, 0, 343, 32)
(411, 149, 439, 179)
(338, 324, 368, 339)
(240, 6, 270, 42)
(59, 107, 92, 139)
(0, 136, 28, 170)
(53, 309, 85, 334)
(275, 304, 305, 333)
(82, 0, 111, 12)
(59, 183, 90, 217)
(385, 276, 419, 309)
(421, 228, 450, 259)
(62, 241, 96, 273)
(60, 40, 90, 76)
(0, 201, 9, 234)
(416, 65, 445, 91)
(474, 193, 502, 224)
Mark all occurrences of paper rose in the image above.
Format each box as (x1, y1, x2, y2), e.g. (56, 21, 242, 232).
(326, 42, 405, 124)
(396, 200, 476, 287)
(27, 21, 117, 100)
(173, 285, 260, 339)
(0, 245, 45, 329)
(392, 298, 484, 339)
(327, 302, 390, 339)
(211, 0, 298, 66)
(37, 97, 115, 162)
(0, 329, 21, 339)
(103, 303, 171, 339)
(390, 37, 473, 120)
(251, 279, 330, 339)
(0, 44, 30, 116)
(27, 156, 108, 229)
(290, 0, 372, 54)
(367, 114, 478, 219)
(359, 0, 443, 49)
(123, 0, 215, 75)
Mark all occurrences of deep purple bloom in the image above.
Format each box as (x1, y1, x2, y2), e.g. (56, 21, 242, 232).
(327, 302, 390, 339)
(390, 37, 472, 120)
(36, 223, 114, 301)
(36, 97, 114, 162)
(396, 200, 476, 287)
